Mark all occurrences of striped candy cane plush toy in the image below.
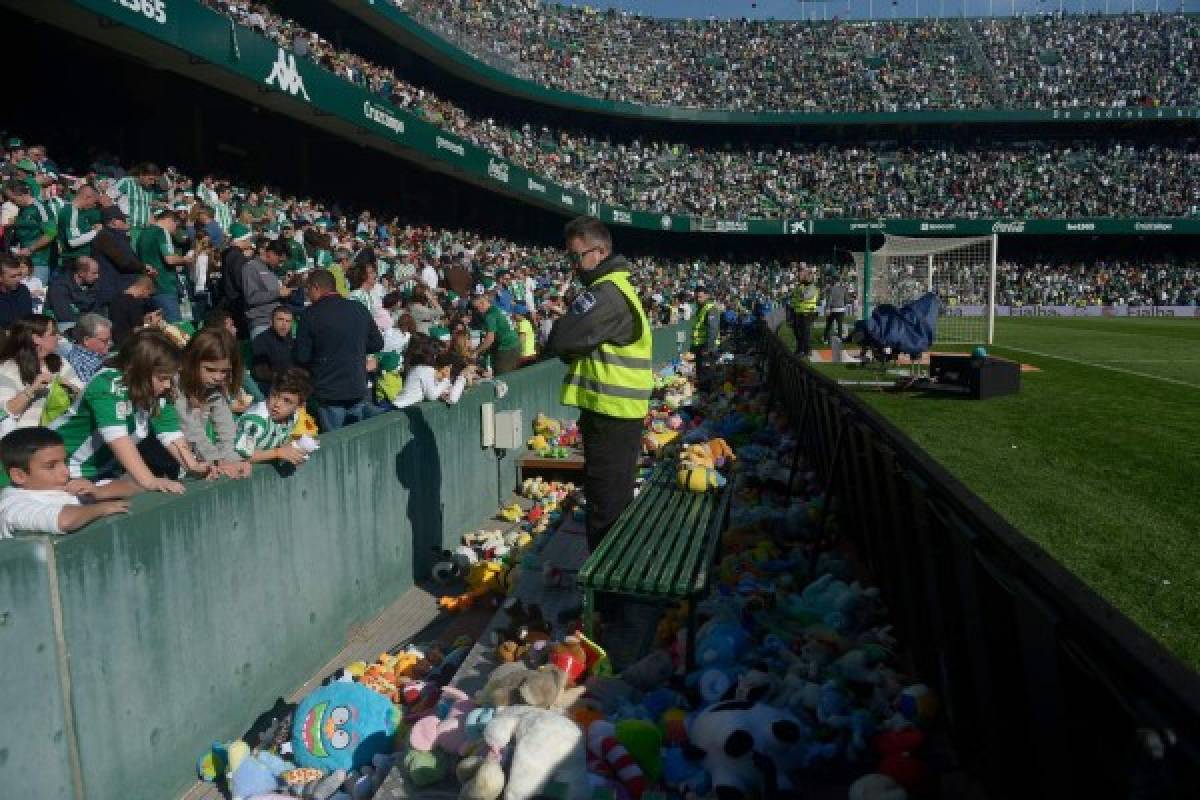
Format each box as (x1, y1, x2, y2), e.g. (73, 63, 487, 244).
(587, 719, 646, 799)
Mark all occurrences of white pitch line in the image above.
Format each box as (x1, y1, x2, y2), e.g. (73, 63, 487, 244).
(1002, 346, 1200, 389)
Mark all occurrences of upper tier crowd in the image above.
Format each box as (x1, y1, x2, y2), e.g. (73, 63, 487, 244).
(395, 2, 1199, 112)
(202, 2, 1199, 221)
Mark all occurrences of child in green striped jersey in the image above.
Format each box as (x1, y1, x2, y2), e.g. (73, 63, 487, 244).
(233, 367, 312, 467)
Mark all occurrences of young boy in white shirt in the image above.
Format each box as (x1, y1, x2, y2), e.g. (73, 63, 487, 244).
(0, 427, 140, 538)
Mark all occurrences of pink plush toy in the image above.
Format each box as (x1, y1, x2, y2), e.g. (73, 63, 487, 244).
(408, 686, 477, 756)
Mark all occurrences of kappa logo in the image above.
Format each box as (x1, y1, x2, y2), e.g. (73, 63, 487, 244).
(788, 220, 812, 235)
(265, 48, 310, 101)
(588, 201, 599, 217)
(661, 215, 672, 230)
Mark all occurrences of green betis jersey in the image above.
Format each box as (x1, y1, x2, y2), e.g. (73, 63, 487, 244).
(113, 176, 153, 228)
(57, 204, 101, 260)
(233, 401, 294, 459)
(50, 369, 183, 478)
(483, 305, 520, 351)
(13, 201, 55, 266)
(136, 224, 178, 295)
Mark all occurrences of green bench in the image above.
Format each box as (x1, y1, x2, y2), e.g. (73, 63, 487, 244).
(578, 460, 732, 669)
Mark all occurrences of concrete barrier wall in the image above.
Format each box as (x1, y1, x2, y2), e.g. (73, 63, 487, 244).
(0, 323, 686, 800)
(0, 538, 75, 799)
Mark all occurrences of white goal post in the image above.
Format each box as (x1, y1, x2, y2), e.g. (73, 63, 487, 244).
(853, 234, 997, 345)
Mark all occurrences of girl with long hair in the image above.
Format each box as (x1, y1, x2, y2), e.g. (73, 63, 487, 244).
(177, 327, 250, 479)
(49, 329, 215, 493)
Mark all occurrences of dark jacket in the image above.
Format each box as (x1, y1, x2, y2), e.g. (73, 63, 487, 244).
(110, 292, 148, 346)
(46, 273, 99, 325)
(293, 294, 384, 405)
(91, 227, 145, 307)
(250, 329, 294, 386)
(0, 284, 34, 330)
(543, 254, 639, 361)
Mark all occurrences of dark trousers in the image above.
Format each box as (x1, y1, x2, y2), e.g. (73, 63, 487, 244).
(493, 347, 522, 376)
(791, 312, 817, 356)
(579, 409, 644, 553)
(823, 311, 846, 342)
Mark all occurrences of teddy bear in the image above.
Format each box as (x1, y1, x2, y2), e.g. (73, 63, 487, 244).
(703, 437, 736, 466)
(408, 686, 477, 756)
(456, 705, 589, 800)
(474, 664, 586, 710)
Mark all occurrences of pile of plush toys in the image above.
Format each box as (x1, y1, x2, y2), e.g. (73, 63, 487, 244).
(198, 360, 942, 800)
(527, 413, 582, 459)
(434, 478, 578, 613)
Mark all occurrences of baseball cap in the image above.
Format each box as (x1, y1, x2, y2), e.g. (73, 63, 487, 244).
(15, 158, 37, 172)
(229, 222, 254, 242)
(101, 206, 127, 223)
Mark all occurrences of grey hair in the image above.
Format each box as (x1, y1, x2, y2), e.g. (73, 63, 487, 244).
(74, 313, 111, 341)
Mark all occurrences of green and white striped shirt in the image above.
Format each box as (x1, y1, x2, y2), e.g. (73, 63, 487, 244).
(233, 401, 295, 459)
(57, 203, 101, 260)
(49, 369, 184, 479)
(111, 176, 154, 228)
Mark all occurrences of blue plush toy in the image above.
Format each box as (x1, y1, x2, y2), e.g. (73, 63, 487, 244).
(291, 682, 399, 771)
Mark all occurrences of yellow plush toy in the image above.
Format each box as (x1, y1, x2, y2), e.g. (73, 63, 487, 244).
(292, 408, 319, 439)
(677, 467, 725, 492)
(438, 560, 508, 612)
(533, 413, 561, 438)
(681, 445, 715, 470)
(499, 503, 523, 523)
(527, 434, 549, 452)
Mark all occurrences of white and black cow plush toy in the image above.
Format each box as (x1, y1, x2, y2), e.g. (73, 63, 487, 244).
(687, 697, 806, 799)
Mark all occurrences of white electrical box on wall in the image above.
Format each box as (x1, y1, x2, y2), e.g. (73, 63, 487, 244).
(493, 410, 524, 450)
(481, 402, 495, 448)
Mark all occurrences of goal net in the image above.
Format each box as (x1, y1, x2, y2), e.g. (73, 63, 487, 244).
(853, 234, 996, 345)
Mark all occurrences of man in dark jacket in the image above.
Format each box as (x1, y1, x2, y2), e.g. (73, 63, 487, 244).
(0, 254, 34, 329)
(543, 217, 651, 557)
(294, 269, 384, 432)
(46, 255, 100, 329)
(90, 206, 146, 313)
(250, 306, 294, 396)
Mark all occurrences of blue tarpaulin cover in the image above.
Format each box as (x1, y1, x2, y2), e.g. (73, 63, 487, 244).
(860, 292, 940, 357)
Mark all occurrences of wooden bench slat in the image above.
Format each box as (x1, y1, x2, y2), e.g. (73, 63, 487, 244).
(640, 485, 710, 594)
(579, 464, 672, 589)
(603, 468, 684, 591)
(673, 482, 733, 596)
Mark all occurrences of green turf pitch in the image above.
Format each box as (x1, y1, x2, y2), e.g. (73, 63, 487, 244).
(812, 317, 1200, 672)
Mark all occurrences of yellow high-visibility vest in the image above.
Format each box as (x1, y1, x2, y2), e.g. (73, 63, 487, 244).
(560, 271, 653, 419)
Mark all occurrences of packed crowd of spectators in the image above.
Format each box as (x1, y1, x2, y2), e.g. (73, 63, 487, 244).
(1, 132, 1197, 526)
(996, 258, 1200, 307)
(203, 2, 1198, 221)
(975, 13, 1200, 110)
(392, 2, 1197, 113)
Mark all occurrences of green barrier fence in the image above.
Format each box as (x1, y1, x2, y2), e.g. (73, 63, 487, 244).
(0, 323, 685, 800)
(16, 0, 1199, 238)
(335, 0, 1200, 128)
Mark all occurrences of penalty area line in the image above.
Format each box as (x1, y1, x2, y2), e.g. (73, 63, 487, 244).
(1002, 346, 1200, 389)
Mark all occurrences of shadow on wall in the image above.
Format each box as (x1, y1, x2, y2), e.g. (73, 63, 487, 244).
(396, 405, 442, 581)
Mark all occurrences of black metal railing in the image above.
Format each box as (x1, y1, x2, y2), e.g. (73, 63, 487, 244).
(761, 322, 1200, 799)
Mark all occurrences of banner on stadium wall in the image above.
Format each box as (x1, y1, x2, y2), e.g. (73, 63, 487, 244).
(943, 305, 1200, 318)
(61, 0, 1200, 238)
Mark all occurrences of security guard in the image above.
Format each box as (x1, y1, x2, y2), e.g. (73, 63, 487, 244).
(790, 267, 820, 357)
(691, 285, 720, 378)
(544, 216, 652, 558)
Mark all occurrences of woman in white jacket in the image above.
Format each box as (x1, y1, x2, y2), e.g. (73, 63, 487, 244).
(391, 334, 474, 409)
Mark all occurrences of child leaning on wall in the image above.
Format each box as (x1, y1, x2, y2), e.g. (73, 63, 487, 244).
(233, 366, 315, 467)
(0, 426, 140, 538)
